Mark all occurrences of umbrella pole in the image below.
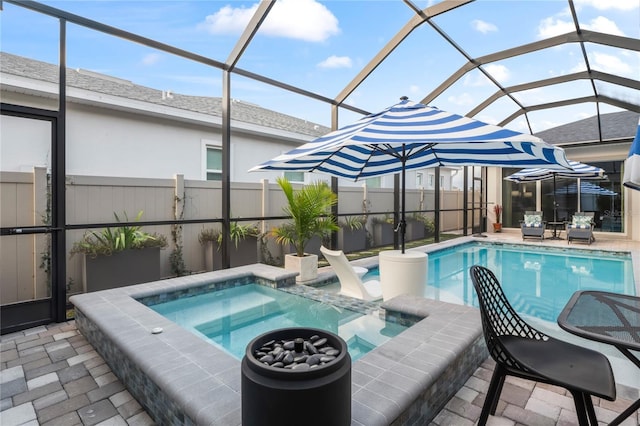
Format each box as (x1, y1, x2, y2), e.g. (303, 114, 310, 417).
(553, 173, 558, 222)
(400, 145, 406, 254)
(547, 173, 563, 240)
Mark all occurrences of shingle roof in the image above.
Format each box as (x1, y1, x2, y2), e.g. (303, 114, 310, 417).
(534, 110, 639, 145)
(0, 52, 330, 138)
(3, 51, 638, 145)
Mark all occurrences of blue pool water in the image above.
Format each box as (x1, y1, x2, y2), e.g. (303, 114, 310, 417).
(364, 242, 635, 323)
(150, 284, 407, 361)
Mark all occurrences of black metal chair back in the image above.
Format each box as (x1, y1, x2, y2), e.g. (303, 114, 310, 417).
(470, 265, 547, 372)
(469, 265, 616, 426)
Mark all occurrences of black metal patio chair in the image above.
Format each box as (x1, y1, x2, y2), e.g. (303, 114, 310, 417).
(469, 265, 616, 426)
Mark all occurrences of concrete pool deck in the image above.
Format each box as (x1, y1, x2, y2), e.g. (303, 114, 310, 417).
(2, 232, 639, 425)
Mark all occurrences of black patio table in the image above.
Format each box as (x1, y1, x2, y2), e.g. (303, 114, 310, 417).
(547, 221, 566, 240)
(557, 290, 640, 426)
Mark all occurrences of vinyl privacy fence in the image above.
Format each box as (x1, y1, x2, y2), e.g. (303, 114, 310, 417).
(1, 168, 471, 303)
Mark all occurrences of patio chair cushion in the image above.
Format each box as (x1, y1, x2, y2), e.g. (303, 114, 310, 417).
(568, 223, 591, 229)
(571, 215, 592, 227)
(523, 214, 542, 227)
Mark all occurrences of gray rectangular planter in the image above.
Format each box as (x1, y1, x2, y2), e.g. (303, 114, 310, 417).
(373, 222, 394, 247)
(337, 227, 367, 253)
(406, 219, 425, 241)
(211, 236, 259, 269)
(82, 247, 161, 293)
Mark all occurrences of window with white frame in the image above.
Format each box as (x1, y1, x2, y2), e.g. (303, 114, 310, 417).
(206, 146, 222, 181)
(365, 176, 381, 188)
(416, 172, 424, 188)
(428, 174, 434, 188)
(284, 171, 304, 183)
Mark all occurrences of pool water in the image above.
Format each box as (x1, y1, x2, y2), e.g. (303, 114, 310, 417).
(363, 242, 635, 323)
(149, 284, 407, 361)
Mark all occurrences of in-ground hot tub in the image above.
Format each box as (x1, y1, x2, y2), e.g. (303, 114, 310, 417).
(71, 262, 487, 425)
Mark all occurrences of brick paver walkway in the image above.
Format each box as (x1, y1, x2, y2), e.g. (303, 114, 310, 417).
(1, 322, 154, 426)
(2, 321, 638, 425)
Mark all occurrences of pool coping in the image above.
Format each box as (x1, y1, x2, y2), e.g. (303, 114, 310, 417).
(70, 262, 487, 425)
(70, 236, 639, 425)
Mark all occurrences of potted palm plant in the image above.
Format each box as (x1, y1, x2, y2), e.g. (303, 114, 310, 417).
(198, 221, 260, 270)
(493, 204, 503, 232)
(271, 177, 339, 282)
(70, 211, 167, 292)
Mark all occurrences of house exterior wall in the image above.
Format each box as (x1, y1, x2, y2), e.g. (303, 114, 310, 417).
(1, 74, 452, 189)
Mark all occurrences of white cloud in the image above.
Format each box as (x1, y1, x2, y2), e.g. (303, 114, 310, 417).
(317, 55, 352, 69)
(538, 14, 624, 38)
(199, 5, 254, 34)
(409, 85, 421, 95)
(575, 0, 639, 11)
(591, 51, 633, 74)
(484, 64, 510, 84)
(472, 19, 497, 34)
(475, 113, 499, 126)
(582, 16, 624, 36)
(569, 61, 588, 73)
(464, 64, 510, 87)
(200, 0, 340, 42)
(141, 53, 162, 66)
(537, 16, 575, 38)
(448, 92, 474, 106)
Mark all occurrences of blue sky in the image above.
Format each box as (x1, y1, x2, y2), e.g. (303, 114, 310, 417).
(2, 0, 639, 133)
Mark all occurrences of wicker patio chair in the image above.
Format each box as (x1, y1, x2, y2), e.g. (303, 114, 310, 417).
(469, 265, 616, 426)
(520, 210, 545, 241)
(567, 212, 596, 245)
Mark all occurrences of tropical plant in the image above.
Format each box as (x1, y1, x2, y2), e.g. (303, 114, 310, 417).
(372, 214, 394, 225)
(70, 211, 167, 258)
(271, 177, 339, 257)
(494, 204, 503, 224)
(198, 221, 260, 249)
(341, 215, 366, 230)
(421, 216, 436, 237)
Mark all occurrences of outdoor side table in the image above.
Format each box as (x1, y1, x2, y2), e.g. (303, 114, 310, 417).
(558, 290, 640, 426)
(547, 221, 565, 240)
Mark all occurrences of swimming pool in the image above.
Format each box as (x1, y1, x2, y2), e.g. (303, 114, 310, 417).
(149, 284, 407, 361)
(363, 242, 635, 323)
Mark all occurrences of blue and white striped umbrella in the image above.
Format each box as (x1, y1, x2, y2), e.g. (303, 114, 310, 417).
(546, 181, 617, 196)
(504, 160, 605, 183)
(251, 98, 572, 180)
(505, 159, 605, 223)
(251, 98, 572, 251)
(623, 118, 640, 191)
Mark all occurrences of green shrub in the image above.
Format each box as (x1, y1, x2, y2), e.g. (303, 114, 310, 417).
(198, 221, 260, 249)
(70, 211, 167, 258)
